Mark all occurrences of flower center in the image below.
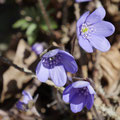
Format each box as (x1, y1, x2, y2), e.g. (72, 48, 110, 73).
(42, 54, 62, 69)
(80, 23, 95, 39)
(82, 27, 89, 33)
(78, 87, 89, 96)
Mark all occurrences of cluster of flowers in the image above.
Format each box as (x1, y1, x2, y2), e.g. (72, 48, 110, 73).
(17, 4, 115, 113)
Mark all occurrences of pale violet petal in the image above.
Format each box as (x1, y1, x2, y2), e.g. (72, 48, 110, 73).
(22, 91, 33, 104)
(32, 43, 44, 55)
(36, 61, 49, 82)
(63, 94, 70, 103)
(87, 85, 96, 94)
(78, 36, 93, 53)
(50, 65, 67, 87)
(77, 11, 90, 39)
(72, 81, 90, 88)
(86, 7, 106, 25)
(43, 49, 59, 58)
(93, 21, 115, 37)
(70, 103, 84, 113)
(89, 34, 111, 52)
(22, 91, 33, 100)
(76, 0, 91, 2)
(77, 11, 90, 27)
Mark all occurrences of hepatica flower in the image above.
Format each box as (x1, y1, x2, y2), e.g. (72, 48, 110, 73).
(77, 7, 115, 53)
(63, 81, 96, 113)
(32, 43, 44, 55)
(36, 49, 78, 87)
(16, 91, 33, 111)
(76, 0, 91, 3)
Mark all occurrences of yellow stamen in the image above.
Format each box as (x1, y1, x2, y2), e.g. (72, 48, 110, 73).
(82, 28, 88, 33)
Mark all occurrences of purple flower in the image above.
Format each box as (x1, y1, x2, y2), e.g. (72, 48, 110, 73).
(76, 0, 91, 3)
(16, 91, 33, 111)
(36, 49, 78, 87)
(32, 43, 44, 55)
(63, 81, 96, 113)
(77, 7, 115, 53)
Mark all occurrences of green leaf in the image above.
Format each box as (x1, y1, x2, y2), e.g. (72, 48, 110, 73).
(21, 22, 30, 30)
(51, 20, 58, 29)
(27, 31, 37, 45)
(13, 19, 27, 28)
(40, 24, 48, 31)
(40, 20, 58, 31)
(26, 23, 37, 45)
(27, 35, 36, 45)
(26, 23, 37, 36)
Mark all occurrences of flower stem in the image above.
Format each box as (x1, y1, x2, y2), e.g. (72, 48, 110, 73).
(38, 0, 52, 35)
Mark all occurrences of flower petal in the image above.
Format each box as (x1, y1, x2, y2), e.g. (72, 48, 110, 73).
(86, 94, 94, 110)
(78, 36, 93, 53)
(63, 84, 73, 95)
(86, 7, 106, 25)
(72, 81, 90, 88)
(89, 34, 111, 52)
(77, 11, 90, 27)
(77, 11, 90, 39)
(22, 91, 33, 104)
(76, 0, 91, 3)
(59, 50, 74, 60)
(93, 21, 115, 37)
(16, 101, 24, 110)
(36, 61, 49, 82)
(32, 43, 44, 55)
(63, 94, 70, 103)
(49, 65, 67, 87)
(43, 49, 59, 58)
(70, 103, 84, 113)
(59, 50, 78, 73)
(63, 85, 76, 103)
(70, 93, 85, 104)
(87, 85, 96, 94)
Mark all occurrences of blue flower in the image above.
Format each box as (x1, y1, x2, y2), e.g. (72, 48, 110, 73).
(63, 81, 96, 113)
(32, 43, 44, 55)
(16, 91, 33, 111)
(36, 49, 78, 87)
(76, 0, 91, 3)
(77, 7, 115, 53)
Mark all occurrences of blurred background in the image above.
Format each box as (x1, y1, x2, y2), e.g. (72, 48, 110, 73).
(0, 0, 120, 120)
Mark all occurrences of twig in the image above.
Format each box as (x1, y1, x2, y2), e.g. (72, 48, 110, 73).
(38, 0, 53, 35)
(62, 0, 68, 25)
(93, 105, 103, 120)
(71, 34, 76, 55)
(91, 50, 104, 120)
(74, 3, 80, 20)
(0, 56, 33, 75)
(93, 50, 102, 83)
(0, 55, 64, 93)
(47, 100, 57, 108)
